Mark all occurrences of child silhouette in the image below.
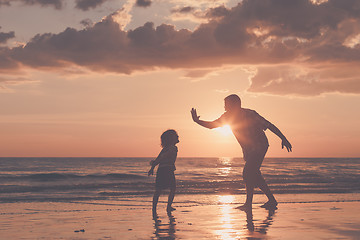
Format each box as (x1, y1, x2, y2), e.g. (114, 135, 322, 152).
(148, 129, 179, 215)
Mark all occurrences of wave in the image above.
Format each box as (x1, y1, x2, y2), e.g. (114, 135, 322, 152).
(0, 157, 359, 203)
(0, 173, 147, 182)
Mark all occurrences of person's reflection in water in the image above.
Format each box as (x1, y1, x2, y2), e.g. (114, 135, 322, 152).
(152, 211, 176, 239)
(245, 207, 255, 232)
(245, 208, 276, 236)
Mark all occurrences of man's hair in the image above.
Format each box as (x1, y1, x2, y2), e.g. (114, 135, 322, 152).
(224, 94, 241, 106)
(161, 129, 178, 148)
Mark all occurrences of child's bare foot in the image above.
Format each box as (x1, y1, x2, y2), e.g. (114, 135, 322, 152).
(167, 206, 176, 212)
(260, 200, 278, 209)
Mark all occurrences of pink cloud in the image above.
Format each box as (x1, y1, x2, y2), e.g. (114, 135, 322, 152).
(75, 0, 107, 11)
(1, 0, 360, 95)
(0, 29, 15, 44)
(136, 0, 151, 8)
(248, 64, 360, 95)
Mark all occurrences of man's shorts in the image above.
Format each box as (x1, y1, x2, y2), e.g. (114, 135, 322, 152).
(242, 145, 268, 184)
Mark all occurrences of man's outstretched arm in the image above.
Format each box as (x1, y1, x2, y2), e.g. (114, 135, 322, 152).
(191, 108, 222, 129)
(268, 123, 292, 152)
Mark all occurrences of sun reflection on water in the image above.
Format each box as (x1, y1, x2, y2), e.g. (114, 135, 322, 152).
(217, 157, 233, 176)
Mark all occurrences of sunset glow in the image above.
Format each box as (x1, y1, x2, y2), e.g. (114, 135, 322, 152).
(215, 125, 233, 136)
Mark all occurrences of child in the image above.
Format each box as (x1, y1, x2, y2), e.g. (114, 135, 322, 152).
(148, 129, 179, 215)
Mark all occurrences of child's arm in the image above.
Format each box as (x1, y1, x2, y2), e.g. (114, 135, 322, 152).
(148, 165, 155, 176)
(191, 108, 223, 129)
(148, 146, 177, 176)
(148, 158, 160, 176)
(147, 148, 168, 176)
(268, 123, 292, 152)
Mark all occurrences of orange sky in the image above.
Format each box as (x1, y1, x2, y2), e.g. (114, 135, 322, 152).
(0, 0, 359, 157)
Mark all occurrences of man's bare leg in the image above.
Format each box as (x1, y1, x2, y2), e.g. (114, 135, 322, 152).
(256, 175, 277, 208)
(236, 182, 254, 210)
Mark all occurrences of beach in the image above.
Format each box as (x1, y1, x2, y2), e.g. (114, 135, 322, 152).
(0, 157, 359, 239)
(1, 193, 359, 239)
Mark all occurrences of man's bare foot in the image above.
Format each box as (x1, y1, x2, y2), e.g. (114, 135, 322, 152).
(235, 204, 252, 211)
(167, 206, 176, 212)
(260, 201, 278, 209)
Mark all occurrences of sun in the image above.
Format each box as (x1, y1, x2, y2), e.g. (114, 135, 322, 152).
(215, 125, 233, 136)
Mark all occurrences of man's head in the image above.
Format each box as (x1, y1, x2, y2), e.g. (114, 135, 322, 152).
(224, 94, 241, 112)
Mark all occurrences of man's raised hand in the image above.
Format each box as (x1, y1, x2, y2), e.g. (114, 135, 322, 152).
(191, 108, 200, 123)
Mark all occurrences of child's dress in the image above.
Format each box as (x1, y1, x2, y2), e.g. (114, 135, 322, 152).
(155, 145, 178, 189)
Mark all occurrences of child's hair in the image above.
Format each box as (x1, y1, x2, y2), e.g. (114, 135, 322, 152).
(161, 129, 178, 148)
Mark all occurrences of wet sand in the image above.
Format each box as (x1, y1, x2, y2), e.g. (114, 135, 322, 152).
(0, 194, 359, 239)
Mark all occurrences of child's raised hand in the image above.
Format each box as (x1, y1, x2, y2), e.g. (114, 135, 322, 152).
(148, 168, 154, 176)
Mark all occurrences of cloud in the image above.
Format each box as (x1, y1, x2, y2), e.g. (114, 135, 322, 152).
(0, 47, 19, 72)
(80, 19, 93, 28)
(0, 0, 11, 7)
(248, 64, 360, 96)
(21, 0, 63, 9)
(0, 75, 38, 92)
(171, 6, 195, 14)
(75, 0, 107, 11)
(183, 69, 213, 79)
(205, 5, 230, 19)
(1, 0, 360, 95)
(0, 28, 15, 44)
(1, 0, 107, 10)
(135, 0, 151, 8)
(110, 0, 135, 29)
(0, 76, 36, 84)
(169, 6, 207, 24)
(215, 89, 230, 93)
(169, 5, 228, 23)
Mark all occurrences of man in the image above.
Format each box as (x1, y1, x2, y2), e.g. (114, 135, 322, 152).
(191, 94, 292, 210)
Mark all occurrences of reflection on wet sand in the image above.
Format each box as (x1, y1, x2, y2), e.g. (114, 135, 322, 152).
(245, 207, 276, 236)
(150, 195, 276, 239)
(219, 205, 238, 239)
(216, 195, 276, 239)
(152, 211, 176, 239)
(216, 195, 242, 239)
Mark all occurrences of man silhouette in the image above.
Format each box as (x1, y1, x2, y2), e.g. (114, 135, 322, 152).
(191, 94, 292, 210)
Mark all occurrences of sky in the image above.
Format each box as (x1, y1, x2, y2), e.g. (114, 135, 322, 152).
(0, 0, 359, 158)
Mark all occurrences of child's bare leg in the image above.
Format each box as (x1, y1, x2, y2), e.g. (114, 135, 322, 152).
(167, 187, 176, 212)
(153, 189, 161, 212)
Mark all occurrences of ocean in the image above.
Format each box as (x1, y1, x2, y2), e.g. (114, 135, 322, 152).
(0, 157, 359, 203)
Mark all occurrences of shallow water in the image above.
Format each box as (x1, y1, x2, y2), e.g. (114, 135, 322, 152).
(0, 157, 359, 202)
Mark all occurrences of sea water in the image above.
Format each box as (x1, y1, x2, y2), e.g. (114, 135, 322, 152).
(0, 157, 359, 203)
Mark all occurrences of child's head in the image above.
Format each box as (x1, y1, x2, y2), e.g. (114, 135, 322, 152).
(161, 129, 179, 148)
